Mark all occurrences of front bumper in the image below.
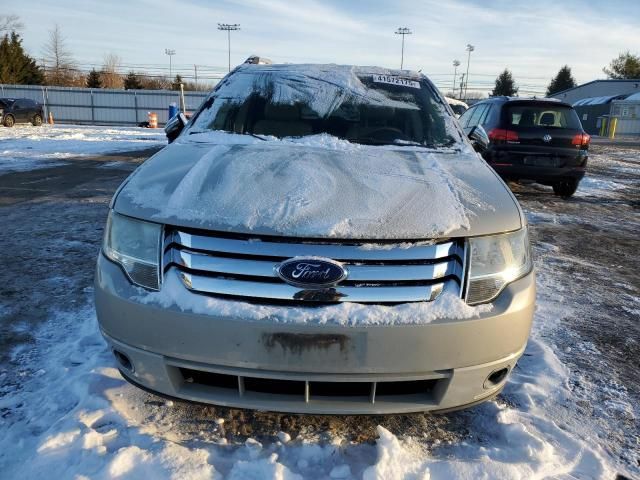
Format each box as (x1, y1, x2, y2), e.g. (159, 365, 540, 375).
(95, 253, 535, 414)
(485, 148, 588, 183)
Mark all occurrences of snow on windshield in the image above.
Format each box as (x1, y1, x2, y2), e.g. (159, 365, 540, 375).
(187, 64, 459, 147)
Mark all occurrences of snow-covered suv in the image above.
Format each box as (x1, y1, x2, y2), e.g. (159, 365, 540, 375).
(95, 64, 535, 413)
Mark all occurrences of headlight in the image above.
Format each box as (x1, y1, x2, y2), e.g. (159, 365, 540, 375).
(465, 227, 532, 305)
(103, 211, 162, 290)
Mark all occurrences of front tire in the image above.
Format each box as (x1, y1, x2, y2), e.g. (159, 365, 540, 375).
(3, 114, 15, 128)
(553, 179, 579, 198)
(32, 114, 43, 126)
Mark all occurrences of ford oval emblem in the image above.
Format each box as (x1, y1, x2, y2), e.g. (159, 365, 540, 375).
(276, 257, 347, 289)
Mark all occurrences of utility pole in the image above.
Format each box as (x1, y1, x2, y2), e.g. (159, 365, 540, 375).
(218, 23, 241, 72)
(464, 44, 474, 101)
(394, 27, 412, 70)
(459, 73, 465, 101)
(452, 59, 460, 98)
(165, 49, 176, 79)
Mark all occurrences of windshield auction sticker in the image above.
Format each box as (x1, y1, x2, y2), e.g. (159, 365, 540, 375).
(372, 74, 421, 89)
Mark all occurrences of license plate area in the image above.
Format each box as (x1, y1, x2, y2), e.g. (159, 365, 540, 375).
(523, 156, 562, 167)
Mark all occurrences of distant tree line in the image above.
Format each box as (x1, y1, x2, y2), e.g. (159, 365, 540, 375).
(0, 15, 212, 91)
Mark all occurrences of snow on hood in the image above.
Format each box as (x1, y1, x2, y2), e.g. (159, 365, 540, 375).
(114, 133, 521, 239)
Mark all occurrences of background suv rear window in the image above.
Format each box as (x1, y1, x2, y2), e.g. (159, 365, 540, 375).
(506, 104, 581, 129)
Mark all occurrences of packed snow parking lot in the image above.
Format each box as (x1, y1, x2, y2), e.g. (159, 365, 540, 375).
(0, 125, 638, 479)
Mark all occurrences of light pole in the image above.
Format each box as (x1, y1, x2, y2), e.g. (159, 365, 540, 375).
(165, 49, 176, 79)
(464, 44, 474, 101)
(218, 23, 241, 72)
(452, 59, 460, 98)
(394, 27, 412, 70)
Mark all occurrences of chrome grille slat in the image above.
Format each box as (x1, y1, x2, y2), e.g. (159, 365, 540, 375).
(173, 249, 276, 277)
(172, 248, 458, 282)
(166, 228, 464, 304)
(171, 231, 460, 261)
(180, 271, 445, 303)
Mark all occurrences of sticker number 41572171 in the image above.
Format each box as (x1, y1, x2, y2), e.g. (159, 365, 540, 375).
(372, 74, 421, 89)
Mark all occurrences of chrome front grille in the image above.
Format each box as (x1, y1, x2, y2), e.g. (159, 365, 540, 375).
(164, 228, 465, 304)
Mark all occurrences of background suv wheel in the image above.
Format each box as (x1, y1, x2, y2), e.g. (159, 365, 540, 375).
(553, 179, 579, 198)
(32, 114, 43, 126)
(3, 114, 15, 127)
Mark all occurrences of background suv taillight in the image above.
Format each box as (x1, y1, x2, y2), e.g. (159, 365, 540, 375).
(488, 128, 519, 143)
(571, 132, 590, 147)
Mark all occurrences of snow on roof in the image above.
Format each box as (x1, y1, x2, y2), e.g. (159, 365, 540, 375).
(444, 97, 468, 107)
(621, 92, 640, 102)
(572, 95, 620, 106)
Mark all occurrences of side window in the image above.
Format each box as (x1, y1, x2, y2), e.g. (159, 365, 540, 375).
(479, 105, 493, 126)
(14, 100, 24, 108)
(458, 106, 475, 128)
(467, 104, 487, 128)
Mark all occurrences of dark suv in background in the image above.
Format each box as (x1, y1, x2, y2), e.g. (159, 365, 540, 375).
(0, 98, 44, 128)
(459, 97, 589, 198)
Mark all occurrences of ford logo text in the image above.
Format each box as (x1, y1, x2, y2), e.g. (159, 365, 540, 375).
(276, 257, 347, 288)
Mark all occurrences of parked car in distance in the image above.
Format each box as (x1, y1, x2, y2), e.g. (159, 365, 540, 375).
(0, 98, 44, 127)
(445, 96, 469, 117)
(96, 63, 535, 414)
(458, 97, 589, 198)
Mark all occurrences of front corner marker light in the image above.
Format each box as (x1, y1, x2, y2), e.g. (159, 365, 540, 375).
(103, 211, 162, 290)
(466, 227, 532, 305)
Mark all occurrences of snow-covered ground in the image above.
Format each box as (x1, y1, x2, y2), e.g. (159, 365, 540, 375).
(0, 124, 166, 173)
(0, 128, 638, 479)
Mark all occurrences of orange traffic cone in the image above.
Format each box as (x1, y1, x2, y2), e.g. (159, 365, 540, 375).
(48, 112, 54, 125)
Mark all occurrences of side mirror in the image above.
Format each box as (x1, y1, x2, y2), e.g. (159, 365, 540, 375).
(165, 112, 188, 143)
(467, 125, 489, 153)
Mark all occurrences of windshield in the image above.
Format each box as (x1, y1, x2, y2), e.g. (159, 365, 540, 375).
(0, 99, 13, 108)
(506, 103, 581, 129)
(187, 65, 458, 148)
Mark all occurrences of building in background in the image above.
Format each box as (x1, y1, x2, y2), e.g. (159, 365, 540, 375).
(610, 92, 640, 136)
(550, 80, 640, 136)
(549, 79, 640, 105)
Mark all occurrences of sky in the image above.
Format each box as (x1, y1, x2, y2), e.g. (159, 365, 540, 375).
(5, 0, 640, 95)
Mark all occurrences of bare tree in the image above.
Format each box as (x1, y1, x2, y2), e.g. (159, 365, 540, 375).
(0, 14, 24, 33)
(43, 24, 77, 85)
(101, 53, 123, 89)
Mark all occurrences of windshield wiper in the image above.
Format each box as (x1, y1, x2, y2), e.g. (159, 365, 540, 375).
(246, 132, 268, 141)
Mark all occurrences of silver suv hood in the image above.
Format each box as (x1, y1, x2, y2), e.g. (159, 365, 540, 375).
(114, 138, 522, 239)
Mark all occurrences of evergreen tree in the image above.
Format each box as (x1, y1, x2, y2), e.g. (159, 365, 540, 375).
(123, 71, 142, 90)
(546, 65, 577, 96)
(491, 69, 518, 97)
(0, 32, 44, 85)
(603, 51, 640, 79)
(86, 68, 102, 88)
(171, 74, 183, 90)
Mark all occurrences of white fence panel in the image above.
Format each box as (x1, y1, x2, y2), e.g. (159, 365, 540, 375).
(0, 83, 211, 126)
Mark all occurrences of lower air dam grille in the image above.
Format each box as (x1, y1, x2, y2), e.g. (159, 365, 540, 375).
(178, 368, 438, 404)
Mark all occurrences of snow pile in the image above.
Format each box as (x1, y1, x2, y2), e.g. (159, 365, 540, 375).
(139, 270, 491, 326)
(0, 125, 165, 173)
(0, 295, 618, 479)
